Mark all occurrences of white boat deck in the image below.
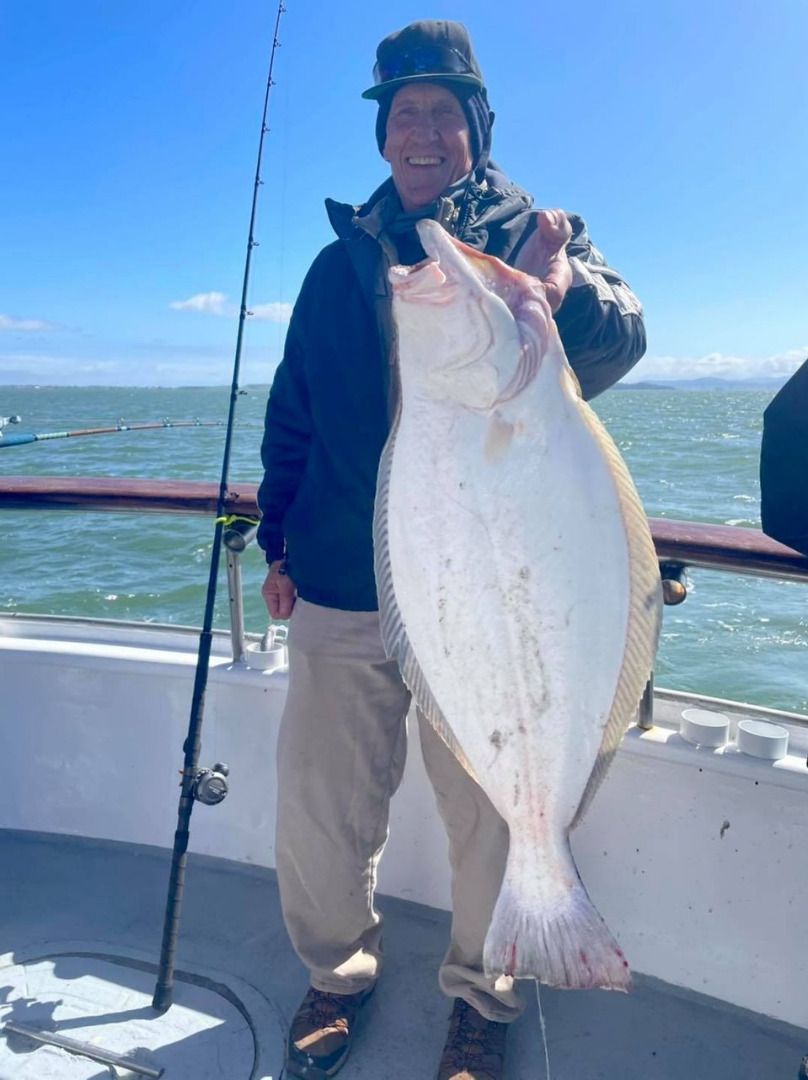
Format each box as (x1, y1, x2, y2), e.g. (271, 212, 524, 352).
(2, 615, 807, 1076)
(1, 829, 805, 1079)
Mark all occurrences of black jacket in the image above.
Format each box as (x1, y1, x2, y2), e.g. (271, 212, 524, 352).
(258, 171, 647, 610)
(760, 359, 808, 556)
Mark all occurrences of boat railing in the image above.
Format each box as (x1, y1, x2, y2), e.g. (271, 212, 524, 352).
(1, 477, 806, 714)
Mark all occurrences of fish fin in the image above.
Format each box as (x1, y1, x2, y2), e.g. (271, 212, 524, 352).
(483, 873, 631, 991)
(484, 411, 515, 462)
(374, 418, 477, 777)
(569, 384, 663, 829)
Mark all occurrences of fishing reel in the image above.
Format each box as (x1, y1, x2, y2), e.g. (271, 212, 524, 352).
(192, 762, 230, 806)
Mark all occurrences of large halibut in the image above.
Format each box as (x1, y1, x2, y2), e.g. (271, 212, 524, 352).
(374, 218, 662, 990)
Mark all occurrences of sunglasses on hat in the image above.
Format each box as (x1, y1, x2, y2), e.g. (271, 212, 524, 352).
(374, 44, 476, 84)
(363, 41, 483, 99)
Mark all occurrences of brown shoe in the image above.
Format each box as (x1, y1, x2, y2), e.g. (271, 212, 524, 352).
(436, 998, 508, 1080)
(285, 985, 374, 1079)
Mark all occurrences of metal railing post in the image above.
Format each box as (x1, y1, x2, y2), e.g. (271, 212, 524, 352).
(222, 518, 258, 663)
(225, 549, 246, 663)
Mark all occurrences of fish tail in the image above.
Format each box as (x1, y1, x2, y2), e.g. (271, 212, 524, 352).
(483, 874, 631, 991)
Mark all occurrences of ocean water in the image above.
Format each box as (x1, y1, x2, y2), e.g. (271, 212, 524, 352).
(0, 385, 805, 715)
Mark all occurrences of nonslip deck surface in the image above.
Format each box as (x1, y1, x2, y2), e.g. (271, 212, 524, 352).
(0, 830, 804, 1079)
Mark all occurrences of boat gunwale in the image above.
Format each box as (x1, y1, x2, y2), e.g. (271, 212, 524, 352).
(1, 475, 806, 582)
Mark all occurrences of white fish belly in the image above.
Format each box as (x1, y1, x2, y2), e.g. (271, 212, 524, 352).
(386, 345, 632, 905)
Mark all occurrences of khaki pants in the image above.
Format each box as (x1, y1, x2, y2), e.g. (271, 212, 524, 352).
(275, 599, 523, 1023)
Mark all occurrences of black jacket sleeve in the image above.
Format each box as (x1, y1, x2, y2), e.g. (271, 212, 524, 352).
(760, 359, 808, 556)
(554, 214, 646, 400)
(256, 296, 312, 564)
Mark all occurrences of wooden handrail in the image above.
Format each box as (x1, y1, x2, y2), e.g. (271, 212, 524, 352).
(0, 476, 252, 516)
(0, 475, 806, 582)
(651, 517, 808, 582)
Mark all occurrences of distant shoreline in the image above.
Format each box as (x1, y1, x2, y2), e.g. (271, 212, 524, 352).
(0, 379, 788, 392)
(0, 384, 272, 392)
(614, 377, 788, 391)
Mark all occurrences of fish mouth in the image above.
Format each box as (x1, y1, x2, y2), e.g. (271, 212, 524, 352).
(412, 221, 511, 308)
(390, 257, 434, 277)
(388, 257, 449, 299)
(415, 219, 501, 289)
(390, 221, 543, 330)
(389, 225, 496, 305)
(415, 219, 546, 316)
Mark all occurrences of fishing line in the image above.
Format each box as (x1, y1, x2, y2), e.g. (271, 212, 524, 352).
(535, 982, 552, 1080)
(152, 0, 287, 1014)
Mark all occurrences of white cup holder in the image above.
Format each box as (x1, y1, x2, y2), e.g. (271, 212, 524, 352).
(244, 625, 288, 672)
(680, 708, 730, 748)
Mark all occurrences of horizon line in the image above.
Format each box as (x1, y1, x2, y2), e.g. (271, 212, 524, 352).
(0, 375, 792, 391)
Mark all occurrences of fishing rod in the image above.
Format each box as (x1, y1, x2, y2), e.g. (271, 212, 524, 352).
(0, 418, 227, 450)
(152, 0, 286, 1014)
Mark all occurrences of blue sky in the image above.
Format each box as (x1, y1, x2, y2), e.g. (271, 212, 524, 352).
(1, 0, 806, 386)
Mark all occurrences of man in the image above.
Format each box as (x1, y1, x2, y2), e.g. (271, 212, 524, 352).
(258, 21, 646, 1080)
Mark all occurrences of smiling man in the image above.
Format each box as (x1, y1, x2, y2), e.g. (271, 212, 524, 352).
(258, 20, 646, 1080)
(382, 82, 473, 210)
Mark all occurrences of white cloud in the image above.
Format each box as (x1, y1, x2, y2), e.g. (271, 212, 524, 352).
(0, 353, 120, 383)
(170, 293, 291, 323)
(0, 313, 61, 332)
(0, 337, 283, 386)
(625, 347, 807, 383)
(251, 301, 293, 323)
(170, 292, 229, 316)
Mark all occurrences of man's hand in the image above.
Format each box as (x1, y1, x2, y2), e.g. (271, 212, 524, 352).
(262, 559, 297, 620)
(514, 209, 573, 314)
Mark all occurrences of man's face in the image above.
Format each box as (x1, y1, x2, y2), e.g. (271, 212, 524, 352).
(383, 83, 474, 213)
